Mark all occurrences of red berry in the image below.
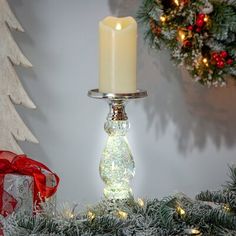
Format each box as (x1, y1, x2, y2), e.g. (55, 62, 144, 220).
(212, 52, 219, 60)
(215, 56, 221, 62)
(216, 61, 225, 68)
(227, 58, 234, 65)
(220, 51, 228, 58)
(196, 19, 204, 27)
(181, 0, 189, 5)
(187, 25, 194, 31)
(196, 27, 202, 33)
(198, 13, 205, 20)
(183, 40, 192, 47)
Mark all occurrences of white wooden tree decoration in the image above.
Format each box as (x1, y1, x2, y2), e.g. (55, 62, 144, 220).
(0, 0, 38, 153)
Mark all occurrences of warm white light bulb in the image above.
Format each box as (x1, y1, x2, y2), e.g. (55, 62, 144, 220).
(115, 23, 122, 30)
(117, 210, 128, 219)
(203, 58, 209, 66)
(87, 211, 95, 220)
(174, 0, 179, 6)
(204, 16, 208, 22)
(178, 31, 185, 41)
(177, 206, 185, 215)
(137, 198, 145, 207)
(160, 16, 166, 22)
(191, 229, 201, 234)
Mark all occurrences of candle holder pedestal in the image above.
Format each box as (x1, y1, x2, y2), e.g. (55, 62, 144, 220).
(88, 89, 147, 200)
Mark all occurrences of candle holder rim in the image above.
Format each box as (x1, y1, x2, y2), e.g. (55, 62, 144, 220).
(88, 89, 147, 100)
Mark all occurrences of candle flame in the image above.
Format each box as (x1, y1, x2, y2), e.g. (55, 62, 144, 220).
(115, 23, 122, 30)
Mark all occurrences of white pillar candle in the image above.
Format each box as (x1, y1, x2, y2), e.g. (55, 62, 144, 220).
(99, 16, 137, 93)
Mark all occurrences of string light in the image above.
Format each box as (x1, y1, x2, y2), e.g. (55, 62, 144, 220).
(178, 30, 186, 42)
(176, 206, 185, 216)
(117, 210, 128, 220)
(191, 229, 201, 234)
(204, 16, 208, 22)
(137, 198, 145, 207)
(223, 204, 230, 212)
(160, 16, 166, 22)
(63, 210, 74, 219)
(203, 58, 209, 66)
(87, 211, 95, 220)
(60, 203, 78, 220)
(184, 228, 201, 235)
(174, 0, 179, 6)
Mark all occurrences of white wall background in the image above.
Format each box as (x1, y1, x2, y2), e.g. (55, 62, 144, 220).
(9, 0, 236, 205)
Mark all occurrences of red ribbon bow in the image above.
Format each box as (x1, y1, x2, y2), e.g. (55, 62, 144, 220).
(0, 150, 59, 217)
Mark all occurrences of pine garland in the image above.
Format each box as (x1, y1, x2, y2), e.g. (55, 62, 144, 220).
(2, 166, 236, 235)
(137, 0, 236, 86)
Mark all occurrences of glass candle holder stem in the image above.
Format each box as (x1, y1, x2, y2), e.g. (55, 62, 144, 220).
(88, 89, 147, 200)
(100, 99, 134, 199)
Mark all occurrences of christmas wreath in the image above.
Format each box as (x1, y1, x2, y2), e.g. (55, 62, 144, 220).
(138, 0, 236, 86)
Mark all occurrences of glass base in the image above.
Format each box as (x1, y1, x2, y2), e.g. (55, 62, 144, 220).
(104, 184, 133, 199)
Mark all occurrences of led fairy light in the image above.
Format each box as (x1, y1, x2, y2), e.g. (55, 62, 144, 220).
(137, 198, 145, 207)
(63, 210, 74, 219)
(204, 15, 209, 22)
(184, 228, 201, 235)
(117, 210, 128, 220)
(160, 15, 166, 22)
(176, 205, 186, 216)
(178, 30, 186, 43)
(87, 211, 96, 221)
(180, 32, 185, 41)
(174, 0, 179, 6)
(223, 204, 230, 212)
(203, 58, 209, 67)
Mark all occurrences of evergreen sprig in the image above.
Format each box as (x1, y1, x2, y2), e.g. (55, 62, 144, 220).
(226, 165, 236, 192)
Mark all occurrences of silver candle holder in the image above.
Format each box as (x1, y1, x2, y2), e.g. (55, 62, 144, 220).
(88, 89, 147, 199)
